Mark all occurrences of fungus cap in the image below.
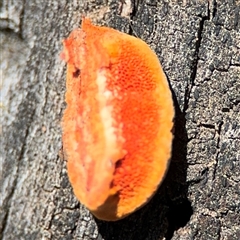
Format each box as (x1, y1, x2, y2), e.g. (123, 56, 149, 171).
(61, 18, 174, 221)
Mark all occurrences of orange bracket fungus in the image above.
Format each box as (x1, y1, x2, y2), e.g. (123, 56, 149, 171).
(61, 18, 174, 221)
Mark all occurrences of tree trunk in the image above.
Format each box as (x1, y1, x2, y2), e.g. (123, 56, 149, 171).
(1, 0, 239, 239)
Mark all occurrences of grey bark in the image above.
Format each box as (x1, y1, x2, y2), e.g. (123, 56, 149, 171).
(1, 0, 239, 239)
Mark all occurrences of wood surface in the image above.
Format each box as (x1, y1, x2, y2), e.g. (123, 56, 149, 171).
(1, 0, 239, 239)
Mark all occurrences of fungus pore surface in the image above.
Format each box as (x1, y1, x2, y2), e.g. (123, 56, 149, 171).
(61, 18, 174, 221)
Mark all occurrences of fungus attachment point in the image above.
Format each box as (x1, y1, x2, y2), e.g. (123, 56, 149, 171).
(61, 18, 174, 221)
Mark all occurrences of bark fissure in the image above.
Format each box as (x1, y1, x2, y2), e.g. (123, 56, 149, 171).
(1, 124, 31, 238)
(183, 13, 209, 114)
(18, 0, 25, 40)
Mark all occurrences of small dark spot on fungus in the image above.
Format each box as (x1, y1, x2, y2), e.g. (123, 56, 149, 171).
(72, 68, 80, 78)
(61, 18, 174, 221)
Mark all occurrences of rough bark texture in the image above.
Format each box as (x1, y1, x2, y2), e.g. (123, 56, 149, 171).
(1, 0, 239, 239)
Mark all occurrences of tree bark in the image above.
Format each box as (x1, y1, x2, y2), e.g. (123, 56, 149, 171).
(1, 0, 239, 239)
